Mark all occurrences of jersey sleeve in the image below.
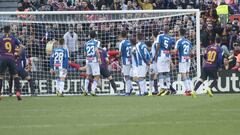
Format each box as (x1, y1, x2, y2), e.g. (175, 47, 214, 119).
(174, 39, 180, 50)
(64, 49, 69, 69)
(97, 41, 101, 48)
(118, 41, 123, 52)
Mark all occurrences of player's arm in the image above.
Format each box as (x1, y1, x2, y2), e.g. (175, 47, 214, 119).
(95, 46, 101, 63)
(49, 50, 55, 74)
(217, 49, 224, 70)
(154, 43, 160, 62)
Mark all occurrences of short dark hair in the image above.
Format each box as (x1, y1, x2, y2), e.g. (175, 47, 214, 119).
(215, 36, 221, 44)
(137, 32, 143, 40)
(90, 31, 96, 38)
(163, 25, 169, 33)
(179, 28, 186, 36)
(59, 38, 64, 45)
(121, 30, 127, 38)
(146, 41, 152, 48)
(153, 31, 158, 38)
(3, 25, 10, 33)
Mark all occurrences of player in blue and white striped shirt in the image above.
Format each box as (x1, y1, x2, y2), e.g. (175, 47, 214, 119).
(119, 31, 133, 95)
(84, 31, 101, 96)
(154, 26, 175, 96)
(175, 28, 193, 96)
(148, 31, 159, 96)
(50, 38, 69, 97)
(136, 33, 151, 96)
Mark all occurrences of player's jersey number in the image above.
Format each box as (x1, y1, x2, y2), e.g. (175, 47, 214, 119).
(54, 51, 64, 63)
(164, 40, 169, 48)
(86, 46, 95, 56)
(126, 46, 131, 58)
(207, 51, 217, 62)
(5, 42, 12, 53)
(183, 44, 190, 55)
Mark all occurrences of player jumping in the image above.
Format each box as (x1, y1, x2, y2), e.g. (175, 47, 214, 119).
(50, 38, 69, 97)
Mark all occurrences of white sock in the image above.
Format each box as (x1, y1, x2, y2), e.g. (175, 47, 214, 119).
(139, 79, 146, 94)
(92, 80, 98, 94)
(183, 79, 189, 91)
(125, 79, 132, 93)
(59, 80, 64, 94)
(165, 75, 171, 89)
(84, 79, 89, 93)
(55, 80, 60, 92)
(187, 79, 192, 90)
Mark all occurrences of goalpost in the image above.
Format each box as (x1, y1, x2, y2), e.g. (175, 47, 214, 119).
(0, 10, 201, 96)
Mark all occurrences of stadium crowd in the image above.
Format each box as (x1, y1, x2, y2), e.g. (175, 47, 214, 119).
(12, 0, 240, 72)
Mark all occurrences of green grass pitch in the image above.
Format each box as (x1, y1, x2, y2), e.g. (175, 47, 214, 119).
(0, 94, 240, 135)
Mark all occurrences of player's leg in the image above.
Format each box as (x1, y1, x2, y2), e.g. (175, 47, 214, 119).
(58, 69, 67, 97)
(91, 63, 100, 96)
(191, 68, 207, 98)
(84, 63, 91, 96)
(100, 66, 117, 93)
(8, 75, 13, 96)
(137, 65, 148, 96)
(122, 65, 132, 95)
(25, 75, 36, 96)
(8, 59, 22, 100)
(0, 59, 7, 100)
(0, 76, 2, 100)
(205, 69, 218, 97)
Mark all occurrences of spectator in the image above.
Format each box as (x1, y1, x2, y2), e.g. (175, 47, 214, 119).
(216, 1, 234, 25)
(110, 0, 122, 10)
(137, 0, 153, 10)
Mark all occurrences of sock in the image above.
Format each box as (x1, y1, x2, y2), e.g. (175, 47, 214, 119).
(209, 80, 217, 89)
(9, 76, 13, 94)
(84, 79, 89, 93)
(153, 79, 158, 92)
(183, 78, 189, 91)
(187, 79, 192, 90)
(159, 74, 164, 89)
(149, 80, 153, 94)
(110, 79, 117, 92)
(14, 77, 21, 93)
(138, 79, 146, 95)
(0, 79, 2, 94)
(28, 79, 35, 94)
(59, 80, 64, 94)
(125, 79, 132, 93)
(194, 81, 203, 92)
(165, 74, 171, 89)
(92, 80, 98, 94)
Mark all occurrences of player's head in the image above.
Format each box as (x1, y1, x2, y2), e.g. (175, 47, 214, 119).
(152, 30, 158, 38)
(121, 30, 128, 38)
(69, 24, 74, 33)
(215, 35, 221, 45)
(146, 41, 152, 51)
(163, 25, 169, 34)
(3, 25, 11, 34)
(179, 28, 186, 37)
(90, 31, 97, 39)
(137, 32, 144, 41)
(59, 38, 65, 46)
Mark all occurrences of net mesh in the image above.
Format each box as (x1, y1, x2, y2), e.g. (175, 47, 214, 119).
(0, 11, 198, 95)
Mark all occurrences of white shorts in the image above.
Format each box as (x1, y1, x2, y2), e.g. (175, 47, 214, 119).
(122, 65, 131, 76)
(179, 62, 191, 73)
(86, 62, 100, 76)
(157, 60, 170, 73)
(137, 65, 147, 78)
(130, 66, 138, 78)
(56, 69, 67, 78)
(149, 63, 157, 74)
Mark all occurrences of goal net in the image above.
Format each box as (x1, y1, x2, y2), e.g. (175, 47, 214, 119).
(0, 10, 201, 96)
